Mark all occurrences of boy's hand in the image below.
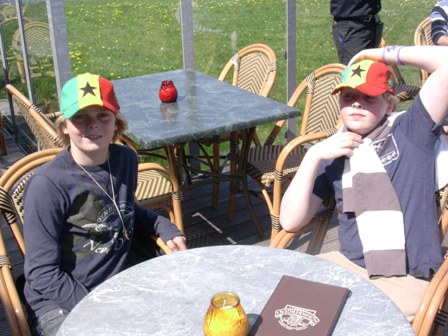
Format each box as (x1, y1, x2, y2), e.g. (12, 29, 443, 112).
(165, 236, 187, 252)
(309, 131, 363, 161)
(348, 48, 386, 66)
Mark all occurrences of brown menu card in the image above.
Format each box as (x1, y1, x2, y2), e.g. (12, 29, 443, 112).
(249, 275, 351, 336)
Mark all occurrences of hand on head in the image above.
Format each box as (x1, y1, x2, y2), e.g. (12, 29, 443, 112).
(348, 48, 386, 66)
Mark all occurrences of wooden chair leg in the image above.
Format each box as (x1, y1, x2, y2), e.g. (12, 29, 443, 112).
(226, 129, 263, 238)
(211, 136, 221, 208)
(227, 132, 240, 221)
(240, 178, 264, 238)
(0, 117, 8, 155)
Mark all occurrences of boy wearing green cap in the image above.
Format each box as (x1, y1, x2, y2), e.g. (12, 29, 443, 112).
(280, 46, 448, 321)
(23, 73, 186, 335)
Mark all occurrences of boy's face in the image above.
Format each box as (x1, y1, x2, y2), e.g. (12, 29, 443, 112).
(339, 88, 393, 136)
(63, 106, 117, 155)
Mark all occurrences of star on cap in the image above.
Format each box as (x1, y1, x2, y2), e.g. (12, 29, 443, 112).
(351, 65, 365, 78)
(80, 82, 97, 97)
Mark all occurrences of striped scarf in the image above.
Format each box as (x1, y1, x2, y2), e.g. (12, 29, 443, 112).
(342, 115, 406, 278)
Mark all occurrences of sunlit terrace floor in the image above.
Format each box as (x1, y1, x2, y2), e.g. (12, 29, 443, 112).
(0, 129, 341, 335)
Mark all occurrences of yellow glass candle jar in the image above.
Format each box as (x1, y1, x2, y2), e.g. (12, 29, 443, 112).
(203, 292, 249, 336)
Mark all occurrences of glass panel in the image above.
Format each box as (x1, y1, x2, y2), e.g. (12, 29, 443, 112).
(194, 0, 287, 103)
(64, 0, 183, 78)
(0, 2, 56, 151)
(193, 0, 287, 145)
(7, 2, 55, 106)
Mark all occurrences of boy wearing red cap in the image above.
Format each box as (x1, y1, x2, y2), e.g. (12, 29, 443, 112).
(280, 46, 448, 321)
(23, 73, 186, 335)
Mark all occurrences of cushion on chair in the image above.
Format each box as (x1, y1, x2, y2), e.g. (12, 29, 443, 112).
(135, 169, 172, 208)
(246, 144, 306, 187)
(395, 83, 421, 102)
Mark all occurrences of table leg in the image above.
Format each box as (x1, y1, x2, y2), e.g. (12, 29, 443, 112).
(165, 144, 185, 187)
(227, 128, 263, 238)
(211, 135, 221, 209)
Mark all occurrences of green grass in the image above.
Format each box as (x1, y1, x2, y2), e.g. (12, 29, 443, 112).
(3, 0, 435, 151)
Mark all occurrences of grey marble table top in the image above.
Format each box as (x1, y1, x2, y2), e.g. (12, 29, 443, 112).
(57, 245, 414, 336)
(112, 69, 299, 150)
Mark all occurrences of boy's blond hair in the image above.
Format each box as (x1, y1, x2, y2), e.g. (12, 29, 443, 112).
(54, 110, 128, 147)
(384, 92, 400, 113)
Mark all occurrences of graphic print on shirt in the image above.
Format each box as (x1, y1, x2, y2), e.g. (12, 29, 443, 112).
(371, 133, 399, 166)
(68, 190, 134, 255)
(82, 202, 134, 254)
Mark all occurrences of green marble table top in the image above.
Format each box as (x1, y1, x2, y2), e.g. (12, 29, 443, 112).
(113, 69, 299, 149)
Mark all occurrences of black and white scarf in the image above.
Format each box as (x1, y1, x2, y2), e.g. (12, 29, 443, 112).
(342, 114, 406, 278)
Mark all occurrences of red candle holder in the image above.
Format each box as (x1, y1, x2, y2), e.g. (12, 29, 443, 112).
(159, 80, 178, 103)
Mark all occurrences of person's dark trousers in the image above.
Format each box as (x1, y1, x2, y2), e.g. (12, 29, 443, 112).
(126, 229, 165, 268)
(31, 308, 70, 336)
(332, 16, 383, 65)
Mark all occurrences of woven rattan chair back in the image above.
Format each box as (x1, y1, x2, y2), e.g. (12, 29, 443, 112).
(414, 17, 433, 84)
(6, 84, 64, 150)
(11, 21, 54, 82)
(219, 43, 277, 98)
(0, 4, 27, 21)
(295, 63, 345, 138)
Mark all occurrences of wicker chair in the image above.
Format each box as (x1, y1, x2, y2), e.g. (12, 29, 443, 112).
(0, 4, 27, 22)
(414, 17, 433, 85)
(200, 43, 277, 209)
(380, 38, 420, 102)
(11, 21, 54, 83)
(267, 131, 337, 249)
(5, 84, 183, 233)
(230, 63, 344, 237)
(6, 84, 64, 150)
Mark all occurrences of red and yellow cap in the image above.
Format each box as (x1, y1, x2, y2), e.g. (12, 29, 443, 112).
(60, 73, 120, 119)
(332, 60, 395, 96)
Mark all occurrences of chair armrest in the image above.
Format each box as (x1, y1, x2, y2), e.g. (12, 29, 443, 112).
(137, 162, 184, 255)
(268, 130, 337, 253)
(413, 256, 448, 335)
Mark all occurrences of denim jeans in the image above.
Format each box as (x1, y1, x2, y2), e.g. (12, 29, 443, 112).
(32, 308, 69, 336)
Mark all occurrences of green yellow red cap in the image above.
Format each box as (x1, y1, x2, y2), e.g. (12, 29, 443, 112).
(60, 73, 120, 119)
(332, 60, 395, 96)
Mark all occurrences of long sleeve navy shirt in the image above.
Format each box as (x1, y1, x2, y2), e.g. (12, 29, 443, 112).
(23, 145, 183, 320)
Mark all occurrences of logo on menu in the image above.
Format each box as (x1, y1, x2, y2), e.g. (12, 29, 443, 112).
(274, 304, 320, 331)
